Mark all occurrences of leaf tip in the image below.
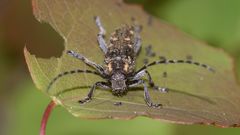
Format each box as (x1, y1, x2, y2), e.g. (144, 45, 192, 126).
(23, 46, 33, 66)
(23, 46, 30, 65)
(23, 45, 28, 55)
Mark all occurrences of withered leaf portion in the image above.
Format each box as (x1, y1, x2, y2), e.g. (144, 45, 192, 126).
(25, 0, 240, 127)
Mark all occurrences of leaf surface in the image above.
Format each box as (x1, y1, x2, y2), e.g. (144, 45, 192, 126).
(25, 0, 240, 127)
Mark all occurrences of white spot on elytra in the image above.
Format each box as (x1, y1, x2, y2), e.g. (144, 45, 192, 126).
(124, 37, 130, 41)
(112, 37, 118, 41)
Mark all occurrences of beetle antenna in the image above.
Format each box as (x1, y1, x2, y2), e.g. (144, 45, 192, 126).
(47, 69, 100, 92)
(137, 59, 215, 73)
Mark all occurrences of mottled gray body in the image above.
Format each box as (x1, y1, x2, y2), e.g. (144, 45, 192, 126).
(105, 25, 136, 75)
(47, 16, 215, 108)
(104, 26, 137, 94)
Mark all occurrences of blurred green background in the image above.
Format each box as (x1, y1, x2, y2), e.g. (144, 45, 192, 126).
(0, 0, 240, 135)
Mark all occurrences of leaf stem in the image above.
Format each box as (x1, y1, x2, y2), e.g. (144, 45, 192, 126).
(40, 100, 56, 135)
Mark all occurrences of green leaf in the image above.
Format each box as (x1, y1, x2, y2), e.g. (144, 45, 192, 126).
(25, 0, 240, 127)
(149, 0, 240, 54)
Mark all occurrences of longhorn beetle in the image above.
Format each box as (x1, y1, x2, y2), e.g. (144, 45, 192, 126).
(47, 16, 215, 108)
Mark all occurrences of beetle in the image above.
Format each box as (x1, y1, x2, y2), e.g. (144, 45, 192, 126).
(47, 16, 214, 108)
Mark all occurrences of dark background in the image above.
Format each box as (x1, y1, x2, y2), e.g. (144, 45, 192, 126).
(0, 0, 240, 135)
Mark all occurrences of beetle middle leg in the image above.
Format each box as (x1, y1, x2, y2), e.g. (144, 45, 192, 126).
(67, 50, 105, 76)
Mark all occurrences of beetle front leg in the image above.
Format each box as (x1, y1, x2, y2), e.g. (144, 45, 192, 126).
(79, 82, 110, 104)
(128, 79, 162, 108)
(132, 70, 169, 93)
